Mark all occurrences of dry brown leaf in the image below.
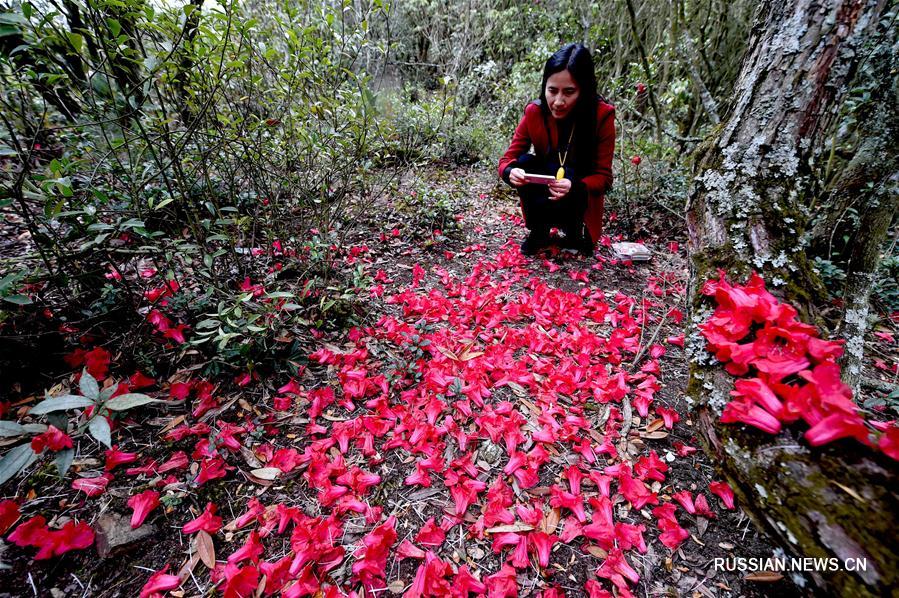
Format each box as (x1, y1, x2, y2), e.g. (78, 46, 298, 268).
(645, 418, 665, 433)
(833, 481, 864, 502)
(196, 530, 216, 569)
(586, 430, 605, 445)
(159, 415, 186, 435)
(250, 467, 281, 480)
(506, 381, 527, 398)
(387, 580, 406, 594)
(541, 508, 561, 534)
(460, 351, 484, 361)
(584, 545, 608, 559)
(437, 347, 459, 361)
(240, 446, 264, 469)
(526, 486, 551, 496)
(744, 571, 784, 583)
(518, 397, 540, 417)
(641, 430, 669, 440)
(485, 522, 534, 533)
(177, 551, 200, 581)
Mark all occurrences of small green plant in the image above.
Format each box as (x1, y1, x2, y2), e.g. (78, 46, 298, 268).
(395, 184, 465, 240)
(0, 369, 157, 484)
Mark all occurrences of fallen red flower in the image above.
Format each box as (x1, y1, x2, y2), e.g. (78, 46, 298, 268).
(31, 425, 73, 453)
(83, 347, 111, 380)
(139, 565, 181, 598)
(415, 517, 446, 547)
(128, 489, 161, 529)
(71, 474, 112, 497)
(182, 502, 222, 534)
(105, 445, 139, 470)
(708, 481, 736, 510)
(0, 500, 19, 534)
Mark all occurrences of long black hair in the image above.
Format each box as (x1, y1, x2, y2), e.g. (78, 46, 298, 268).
(538, 43, 599, 171)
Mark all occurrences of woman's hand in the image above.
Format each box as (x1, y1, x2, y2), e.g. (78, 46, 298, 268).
(509, 168, 527, 187)
(548, 178, 571, 200)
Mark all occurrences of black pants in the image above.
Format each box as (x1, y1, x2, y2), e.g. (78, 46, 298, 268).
(515, 154, 587, 238)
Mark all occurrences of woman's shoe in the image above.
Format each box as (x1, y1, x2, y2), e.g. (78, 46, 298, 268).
(561, 230, 593, 257)
(520, 230, 550, 256)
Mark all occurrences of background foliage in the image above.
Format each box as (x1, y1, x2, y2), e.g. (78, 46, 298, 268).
(0, 0, 895, 388)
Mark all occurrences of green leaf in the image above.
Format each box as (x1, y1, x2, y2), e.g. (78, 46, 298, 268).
(105, 393, 158, 411)
(99, 385, 117, 402)
(55, 448, 75, 478)
(88, 417, 112, 448)
(107, 18, 121, 37)
(2, 295, 32, 305)
(67, 32, 83, 52)
(79, 369, 99, 400)
(0, 421, 26, 437)
(0, 443, 37, 486)
(29, 395, 95, 415)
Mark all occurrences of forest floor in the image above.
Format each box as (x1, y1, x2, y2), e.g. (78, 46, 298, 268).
(9, 163, 884, 597)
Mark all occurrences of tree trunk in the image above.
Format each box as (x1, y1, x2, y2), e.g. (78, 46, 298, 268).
(685, 1, 899, 596)
(830, 34, 898, 396)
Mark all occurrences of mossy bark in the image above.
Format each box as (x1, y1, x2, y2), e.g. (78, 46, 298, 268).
(685, 0, 899, 595)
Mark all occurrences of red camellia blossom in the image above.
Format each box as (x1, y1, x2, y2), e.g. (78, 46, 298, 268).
(0, 500, 20, 534)
(71, 474, 112, 497)
(140, 565, 181, 598)
(879, 424, 899, 460)
(8, 516, 94, 559)
(129, 371, 156, 389)
(49, 521, 95, 558)
(128, 490, 161, 529)
(182, 502, 222, 535)
(195, 456, 233, 486)
(700, 273, 896, 460)
(31, 425, 73, 453)
(105, 445, 139, 470)
(352, 515, 397, 591)
(227, 530, 264, 564)
(708, 481, 736, 510)
(414, 517, 446, 547)
(83, 347, 111, 380)
(145, 280, 179, 304)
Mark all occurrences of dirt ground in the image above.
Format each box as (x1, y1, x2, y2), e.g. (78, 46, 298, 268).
(0, 165, 831, 597)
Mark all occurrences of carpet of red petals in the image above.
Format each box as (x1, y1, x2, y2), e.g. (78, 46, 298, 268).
(1, 176, 816, 597)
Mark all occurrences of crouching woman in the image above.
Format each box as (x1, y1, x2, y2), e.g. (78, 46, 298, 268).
(498, 43, 615, 256)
